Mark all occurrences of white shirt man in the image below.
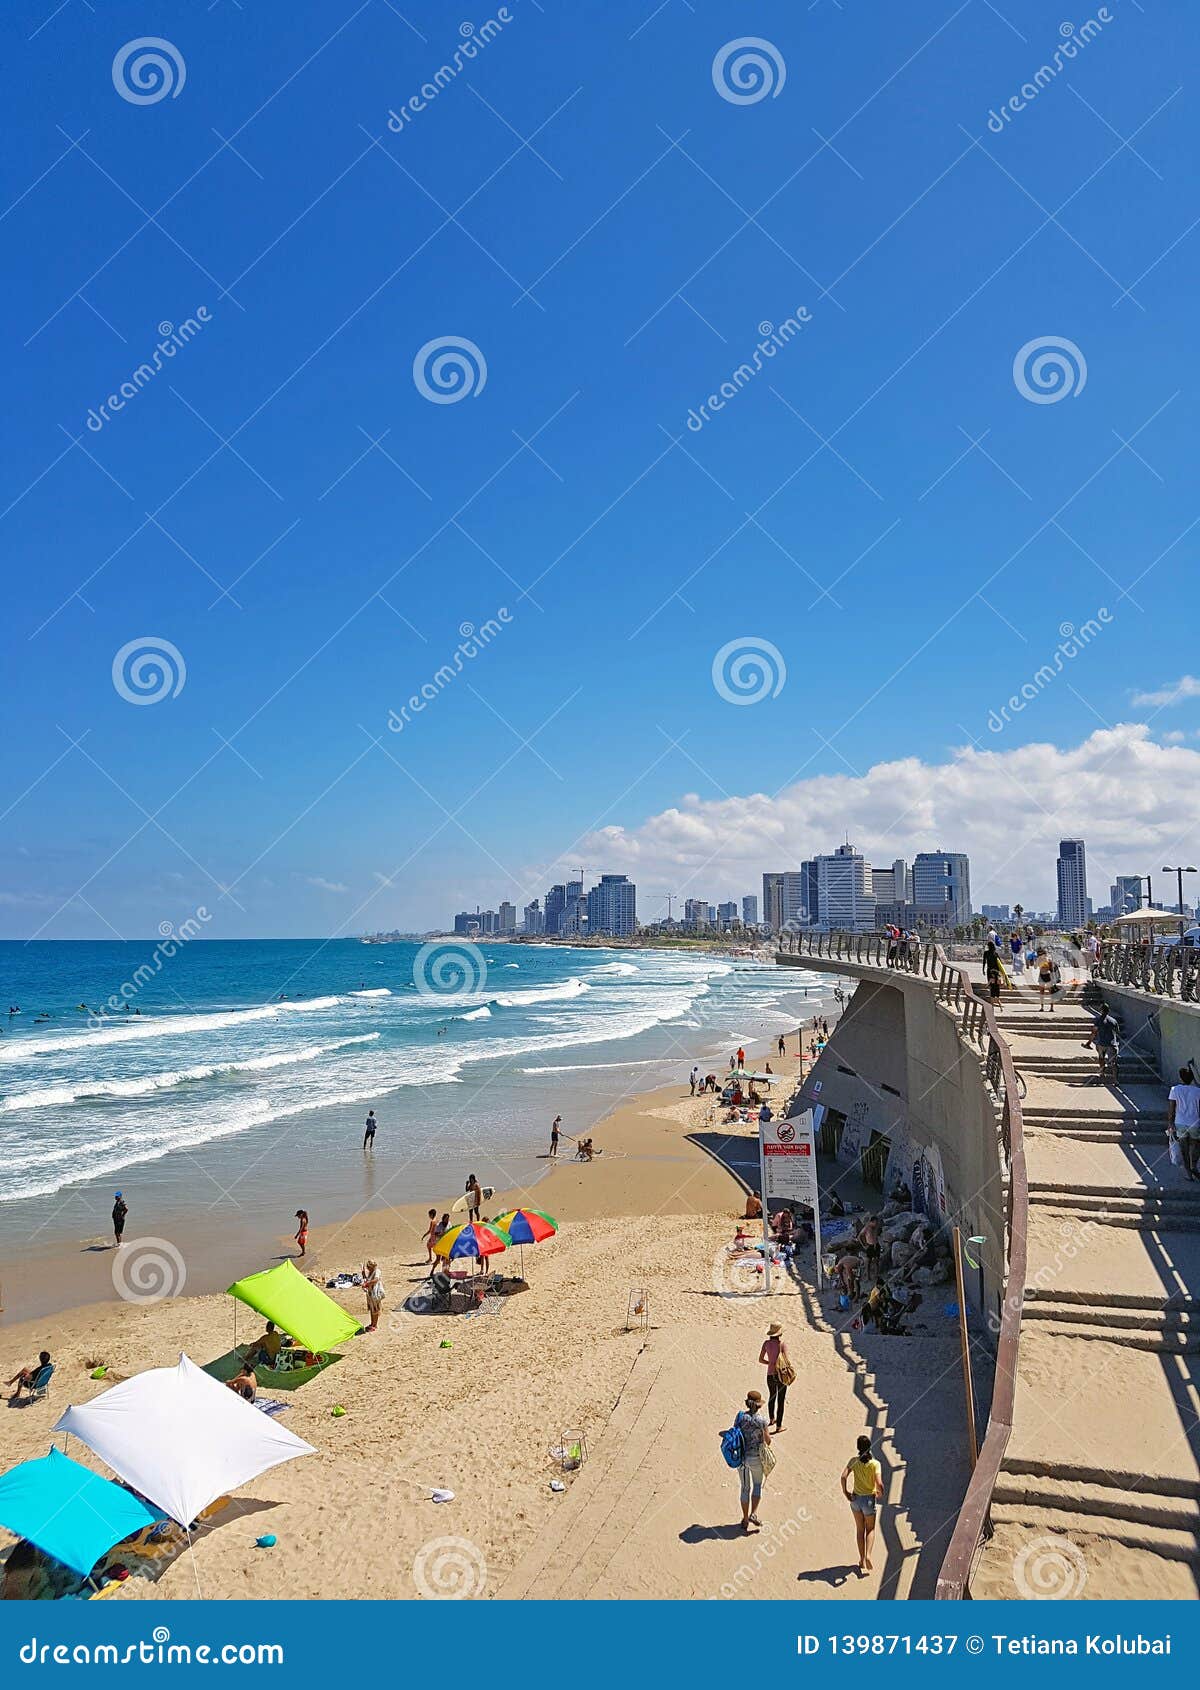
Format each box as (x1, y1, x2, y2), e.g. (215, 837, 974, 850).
(1168, 1068, 1200, 1180)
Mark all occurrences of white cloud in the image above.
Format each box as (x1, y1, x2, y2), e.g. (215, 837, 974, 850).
(305, 876, 349, 895)
(577, 724, 1196, 910)
(1132, 675, 1200, 708)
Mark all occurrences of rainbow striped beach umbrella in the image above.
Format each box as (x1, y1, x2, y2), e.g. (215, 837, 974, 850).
(433, 1220, 512, 1262)
(490, 1207, 558, 1277)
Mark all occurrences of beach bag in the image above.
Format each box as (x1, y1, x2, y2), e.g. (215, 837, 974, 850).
(1170, 1135, 1184, 1167)
(720, 1424, 745, 1469)
(760, 1442, 777, 1477)
(776, 1355, 796, 1387)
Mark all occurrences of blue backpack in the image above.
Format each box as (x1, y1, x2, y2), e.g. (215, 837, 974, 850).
(720, 1421, 745, 1468)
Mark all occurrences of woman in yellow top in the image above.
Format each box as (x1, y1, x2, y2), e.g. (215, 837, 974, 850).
(840, 1434, 884, 1576)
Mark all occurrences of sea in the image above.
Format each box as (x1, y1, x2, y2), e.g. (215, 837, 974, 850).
(0, 939, 836, 1317)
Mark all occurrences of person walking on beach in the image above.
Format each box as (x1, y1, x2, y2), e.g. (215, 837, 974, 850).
(733, 1389, 772, 1533)
(363, 1109, 377, 1150)
(294, 1209, 309, 1258)
(1168, 1067, 1200, 1181)
(361, 1259, 384, 1332)
(758, 1322, 792, 1431)
(690, 1066, 699, 1096)
(550, 1115, 561, 1157)
(841, 1434, 884, 1575)
(736, 1046, 746, 1071)
(778, 1035, 786, 1058)
(465, 1174, 482, 1222)
(111, 1192, 127, 1248)
(423, 1208, 439, 1263)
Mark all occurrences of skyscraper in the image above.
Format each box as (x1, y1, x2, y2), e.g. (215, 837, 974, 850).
(498, 901, 516, 934)
(717, 900, 737, 926)
(544, 884, 566, 935)
(814, 844, 875, 932)
(912, 851, 972, 927)
(1056, 840, 1088, 929)
(586, 874, 637, 936)
(683, 898, 712, 927)
(742, 895, 759, 926)
(761, 872, 808, 931)
(523, 899, 544, 934)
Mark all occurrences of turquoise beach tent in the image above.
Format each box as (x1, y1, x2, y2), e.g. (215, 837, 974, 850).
(0, 1448, 164, 1578)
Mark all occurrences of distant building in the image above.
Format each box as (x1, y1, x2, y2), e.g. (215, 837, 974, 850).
(742, 895, 759, 926)
(498, 901, 516, 934)
(587, 874, 637, 937)
(523, 899, 544, 935)
(479, 909, 498, 935)
(717, 900, 738, 926)
(683, 898, 712, 928)
(1111, 876, 1142, 916)
(453, 911, 476, 935)
(1056, 839, 1088, 929)
(544, 884, 566, 935)
(912, 851, 972, 927)
(870, 859, 912, 904)
(762, 871, 808, 931)
(815, 844, 876, 933)
(980, 904, 1011, 923)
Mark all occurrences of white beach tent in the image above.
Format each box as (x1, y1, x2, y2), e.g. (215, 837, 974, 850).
(54, 1353, 315, 1526)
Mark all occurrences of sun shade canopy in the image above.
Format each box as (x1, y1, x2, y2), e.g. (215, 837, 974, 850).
(226, 1260, 361, 1352)
(0, 1448, 164, 1578)
(55, 1354, 314, 1526)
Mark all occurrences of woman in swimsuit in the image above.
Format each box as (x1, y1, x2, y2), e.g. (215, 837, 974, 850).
(294, 1210, 309, 1258)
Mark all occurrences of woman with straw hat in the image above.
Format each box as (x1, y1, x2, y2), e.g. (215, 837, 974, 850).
(758, 1322, 793, 1431)
(733, 1389, 772, 1533)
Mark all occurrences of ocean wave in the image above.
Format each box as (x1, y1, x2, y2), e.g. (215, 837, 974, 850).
(457, 1006, 492, 1021)
(1, 1034, 381, 1112)
(518, 1059, 667, 1074)
(489, 978, 590, 1008)
(590, 961, 639, 977)
(0, 993, 368, 1063)
(349, 988, 392, 998)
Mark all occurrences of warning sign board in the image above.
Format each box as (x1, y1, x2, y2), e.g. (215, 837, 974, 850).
(758, 1108, 819, 1210)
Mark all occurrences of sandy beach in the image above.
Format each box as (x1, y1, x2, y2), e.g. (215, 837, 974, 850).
(0, 1010, 970, 1601)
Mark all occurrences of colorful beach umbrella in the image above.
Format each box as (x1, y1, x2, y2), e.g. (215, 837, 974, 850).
(489, 1207, 558, 1277)
(433, 1220, 511, 1262)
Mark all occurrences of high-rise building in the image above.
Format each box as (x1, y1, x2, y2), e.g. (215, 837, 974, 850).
(980, 904, 1011, 923)
(762, 871, 808, 931)
(498, 901, 516, 934)
(479, 909, 498, 934)
(453, 911, 478, 935)
(815, 844, 876, 932)
(912, 851, 972, 927)
(1111, 876, 1142, 916)
(717, 900, 737, 926)
(523, 899, 544, 934)
(1057, 839, 1088, 929)
(870, 859, 912, 904)
(683, 898, 712, 928)
(586, 874, 637, 936)
(742, 895, 758, 926)
(544, 884, 566, 935)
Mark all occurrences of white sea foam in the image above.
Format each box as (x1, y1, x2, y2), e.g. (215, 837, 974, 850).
(489, 978, 590, 1008)
(0, 993, 368, 1063)
(457, 1006, 492, 1021)
(350, 988, 392, 998)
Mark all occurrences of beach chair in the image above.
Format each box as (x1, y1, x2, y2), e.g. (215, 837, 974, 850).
(16, 1363, 53, 1404)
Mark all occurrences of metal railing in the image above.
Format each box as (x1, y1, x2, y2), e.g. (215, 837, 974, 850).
(776, 927, 1028, 1599)
(1095, 939, 1200, 1002)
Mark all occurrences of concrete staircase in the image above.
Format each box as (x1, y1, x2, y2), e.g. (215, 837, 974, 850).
(972, 976, 1200, 1599)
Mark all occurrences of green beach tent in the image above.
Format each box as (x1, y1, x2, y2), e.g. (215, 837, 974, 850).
(227, 1260, 361, 1352)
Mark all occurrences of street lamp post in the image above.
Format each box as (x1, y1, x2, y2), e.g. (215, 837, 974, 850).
(1162, 866, 1197, 932)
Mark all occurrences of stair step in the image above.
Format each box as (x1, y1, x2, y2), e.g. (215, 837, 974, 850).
(988, 1502, 1200, 1565)
(1032, 1203, 1200, 1232)
(1020, 1316, 1200, 1353)
(993, 1472, 1200, 1531)
(1028, 1181, 1200, 1206)
(1003, 1456, 1200, 1499)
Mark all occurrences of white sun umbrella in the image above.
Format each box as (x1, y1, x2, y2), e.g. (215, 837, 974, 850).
(55, 1354, 314, 1527)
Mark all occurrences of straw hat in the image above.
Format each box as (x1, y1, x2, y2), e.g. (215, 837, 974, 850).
(767, 1322, 783, 1337)
(746, 1389, 764, 1406)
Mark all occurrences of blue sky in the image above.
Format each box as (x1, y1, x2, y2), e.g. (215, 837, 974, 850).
(3, 0, 1198, 936)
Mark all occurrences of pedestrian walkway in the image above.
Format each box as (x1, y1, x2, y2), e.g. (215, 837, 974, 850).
(972, 970, 1200, 1599)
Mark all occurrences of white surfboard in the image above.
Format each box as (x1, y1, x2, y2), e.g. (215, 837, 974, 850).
(450, 1184, 496, 1214)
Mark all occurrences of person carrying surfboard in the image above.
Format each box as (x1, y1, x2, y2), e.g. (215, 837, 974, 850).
(465, 1174, 482, 1222)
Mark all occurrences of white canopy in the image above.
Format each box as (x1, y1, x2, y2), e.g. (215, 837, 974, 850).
(54, 1353, 314, 1525)
(1114, 908, 1180, 926)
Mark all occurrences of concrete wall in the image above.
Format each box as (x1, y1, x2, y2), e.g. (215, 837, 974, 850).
(779, 955, 1008, 1333)
(1096, 982, 1200, 1082)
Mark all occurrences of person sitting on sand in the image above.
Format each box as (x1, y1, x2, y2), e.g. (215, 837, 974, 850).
(5, 1351, 51, 1402)
(226, 1362, 257, 1402)
(744, 1192, 763, 1221)
(249, 1324, 282, 1369)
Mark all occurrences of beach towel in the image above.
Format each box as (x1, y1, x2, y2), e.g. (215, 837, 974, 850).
(255, 1399, 288, 1417)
